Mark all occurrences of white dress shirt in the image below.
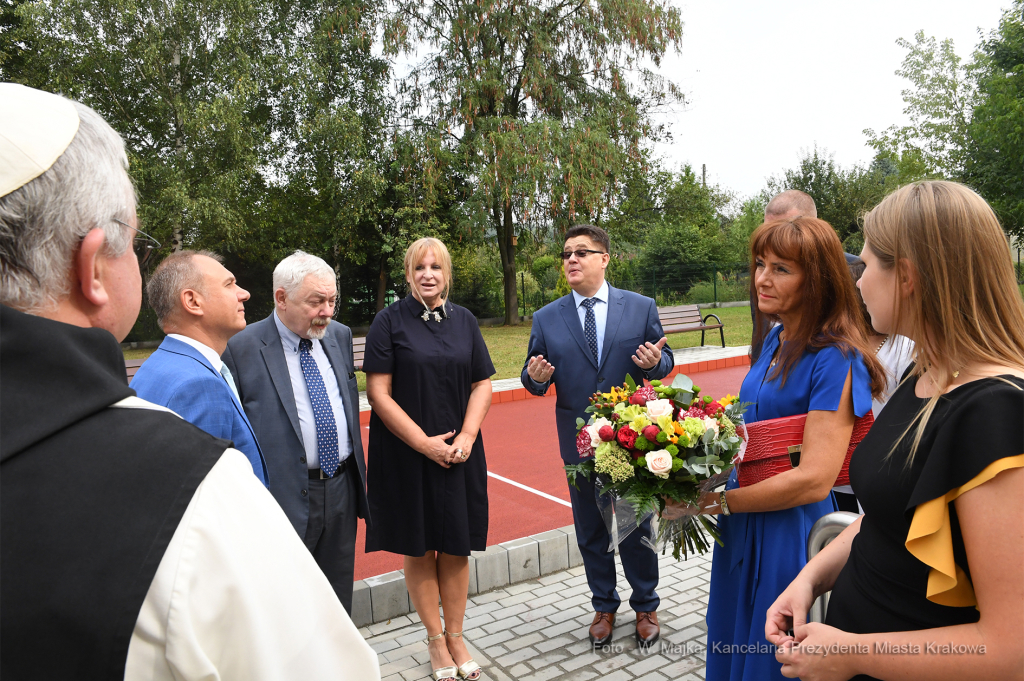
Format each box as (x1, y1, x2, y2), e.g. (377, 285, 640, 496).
(168, 333, 224, 372)
(124, 448, 379, 681)
(572, 280, 610, 364)
(273, 312, 351, 470)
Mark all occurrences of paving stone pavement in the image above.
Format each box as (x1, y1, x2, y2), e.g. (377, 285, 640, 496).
(361, 550, 712, 681)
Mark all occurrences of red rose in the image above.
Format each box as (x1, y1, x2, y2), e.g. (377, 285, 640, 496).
(642, 425, 661, 442)
(576, 429, 594, 458)
(616, 425, 638, 450)
(598, 425, 615, 442)
(704, 401, 724, 417)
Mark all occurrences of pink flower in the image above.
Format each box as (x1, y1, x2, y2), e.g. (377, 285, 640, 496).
(646, 450, 673, 479)
(576, 429, 594, 458)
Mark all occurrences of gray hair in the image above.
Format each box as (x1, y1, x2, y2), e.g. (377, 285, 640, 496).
(147, 250, 223, 330)
(0, 100, 136, 313)
(273, 250, 336, 302)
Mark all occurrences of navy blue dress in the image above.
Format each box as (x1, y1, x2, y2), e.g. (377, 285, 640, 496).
(362, 295, 495, 557)
(705, 325, 873, 681)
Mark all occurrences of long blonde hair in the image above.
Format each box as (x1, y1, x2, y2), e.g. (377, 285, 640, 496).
(863, 181, 1024, 462)
(404, 237, 453, 305)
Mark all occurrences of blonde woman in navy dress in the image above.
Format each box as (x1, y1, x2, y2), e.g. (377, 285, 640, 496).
(364, 238, 495, 681)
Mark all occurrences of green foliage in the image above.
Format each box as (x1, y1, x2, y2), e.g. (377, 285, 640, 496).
(965, 1, 1024, 239)
(385, 0, 685, 324)
(864, 30, 979, 179)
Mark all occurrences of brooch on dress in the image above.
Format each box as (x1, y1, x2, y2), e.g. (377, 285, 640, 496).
(421, 308, 443, 323)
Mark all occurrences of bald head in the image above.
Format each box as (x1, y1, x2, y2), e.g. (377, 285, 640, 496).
(765, 190, 817, 221)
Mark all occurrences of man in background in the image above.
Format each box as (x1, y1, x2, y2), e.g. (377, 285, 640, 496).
(131, 250, 269, 485)
(0, 83, 378, 680)
(224, 251, 369, 614)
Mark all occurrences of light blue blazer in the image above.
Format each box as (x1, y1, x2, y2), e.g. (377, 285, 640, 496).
(130, 336, 269, 485)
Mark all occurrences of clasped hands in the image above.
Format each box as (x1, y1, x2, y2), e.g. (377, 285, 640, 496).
(526, 337, 669, 383)
(764, 577, 859, 681)
(421, 430, 475, 468)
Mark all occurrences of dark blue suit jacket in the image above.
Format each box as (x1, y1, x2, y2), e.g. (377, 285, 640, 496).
(130, 335, 269, 485)
(521, 285, 675, 462)
(222, 314, 369, 538)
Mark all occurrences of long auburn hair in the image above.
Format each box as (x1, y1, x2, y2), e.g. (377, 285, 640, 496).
(863, 181, 1024, 463)
(750, 217, 886, 397)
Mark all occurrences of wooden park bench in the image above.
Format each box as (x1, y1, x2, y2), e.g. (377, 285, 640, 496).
(352, 336, 366, 371)
(658, 304, 725, 348)
(125, 358, 146, 384)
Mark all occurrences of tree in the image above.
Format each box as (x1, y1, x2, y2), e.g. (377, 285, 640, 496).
(864, 31, 979, 179)
(11, 0, 396, 329)
(965, 1, 1024, 239)
(385, 0, 684, 324)
(765, 147, 933, 250)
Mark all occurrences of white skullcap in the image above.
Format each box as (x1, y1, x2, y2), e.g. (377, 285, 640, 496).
(0, 83, 81, 198)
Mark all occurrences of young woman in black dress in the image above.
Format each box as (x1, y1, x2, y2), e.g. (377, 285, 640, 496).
(765, 181, 1024, 681)
(364, 238, 494, 681)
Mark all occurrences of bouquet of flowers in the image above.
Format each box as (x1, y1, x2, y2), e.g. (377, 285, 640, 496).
(564, 373, 747, 559)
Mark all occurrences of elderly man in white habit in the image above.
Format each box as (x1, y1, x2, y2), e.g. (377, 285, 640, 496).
(0, 83, 380, 681)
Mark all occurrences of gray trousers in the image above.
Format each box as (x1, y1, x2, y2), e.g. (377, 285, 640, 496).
(303, 457, 358, 614)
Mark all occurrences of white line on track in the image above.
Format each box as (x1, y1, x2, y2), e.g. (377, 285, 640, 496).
(486, 471, 572, 508)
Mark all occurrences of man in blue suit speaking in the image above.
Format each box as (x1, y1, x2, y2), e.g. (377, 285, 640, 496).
(131, 251, 268, 485)
(522, 224, 674, 648)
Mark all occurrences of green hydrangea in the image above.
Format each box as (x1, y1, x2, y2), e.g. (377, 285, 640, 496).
(594, 441, 635, 483)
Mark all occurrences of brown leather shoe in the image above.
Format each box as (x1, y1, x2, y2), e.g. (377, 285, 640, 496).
(635, 611, 659, 648)
(588, 611, 615, 647)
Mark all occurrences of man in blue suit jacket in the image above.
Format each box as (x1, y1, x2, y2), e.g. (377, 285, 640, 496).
(522, 224, 674, 648)
(130, 251, 268, 485)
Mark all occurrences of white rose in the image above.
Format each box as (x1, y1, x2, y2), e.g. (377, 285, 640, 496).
(586, 417, 613, 444)
(646, 449, 673, 478)
(644, 399, 673, 419)
(702, 416, 720, 438)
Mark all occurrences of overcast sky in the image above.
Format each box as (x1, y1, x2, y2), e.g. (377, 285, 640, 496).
(653, 0, 1011, 201)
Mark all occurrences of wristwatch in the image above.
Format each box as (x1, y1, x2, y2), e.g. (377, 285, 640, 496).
(719, 490, 732, 516)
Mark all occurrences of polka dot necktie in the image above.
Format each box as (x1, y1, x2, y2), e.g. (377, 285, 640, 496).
(581, 297, 599, 365)
(299, 339, 340, 478)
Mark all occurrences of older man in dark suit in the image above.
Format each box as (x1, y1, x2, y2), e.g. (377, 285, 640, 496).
(223, 250, 368, 613)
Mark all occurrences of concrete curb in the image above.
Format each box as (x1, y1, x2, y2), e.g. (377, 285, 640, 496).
(350, 524, 583, 628)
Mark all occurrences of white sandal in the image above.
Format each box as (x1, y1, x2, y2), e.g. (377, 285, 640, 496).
(425, 632, 458, 681)
(445, 631, 482, 680)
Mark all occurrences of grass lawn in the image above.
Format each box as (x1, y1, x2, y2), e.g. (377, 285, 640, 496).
(122, 304, 754, 391)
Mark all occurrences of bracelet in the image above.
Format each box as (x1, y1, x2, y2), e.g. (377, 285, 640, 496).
(719, 490, 731, 516)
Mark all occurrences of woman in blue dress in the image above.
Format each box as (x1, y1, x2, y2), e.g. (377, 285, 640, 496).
(701, 217, 885, 681)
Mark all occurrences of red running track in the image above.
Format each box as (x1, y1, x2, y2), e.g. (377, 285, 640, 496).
(353, 364, 751, 579)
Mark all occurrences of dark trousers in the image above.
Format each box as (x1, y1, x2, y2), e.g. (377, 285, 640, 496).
(304, 457, 358, 613)
(567, 472, 660, 614)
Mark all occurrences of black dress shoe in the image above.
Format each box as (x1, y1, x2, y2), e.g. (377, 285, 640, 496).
(588, 611, 615, 647)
